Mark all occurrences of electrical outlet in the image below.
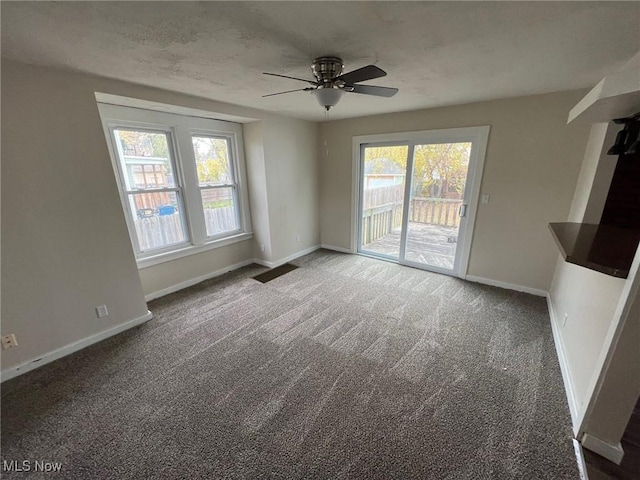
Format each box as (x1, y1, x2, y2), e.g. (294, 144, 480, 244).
(260, 244, 265, 252)
(1, 334, 18, 350)
(96, 305, 109, 318)
(296, 234, 300, 242)
(481, 194, 490, 204)
(562, 313, 568, 327)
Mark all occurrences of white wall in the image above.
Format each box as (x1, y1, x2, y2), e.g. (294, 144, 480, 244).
(244, 121, 274, 262)
(581, 265, 640, 446)
(549, 259, 626, 413)
(319, 90, 591, 291)
(548, 102, 639, 457)
(1, 60, 320, 374)
(139, 241, 254, 299)
(568, 122, 621, 223)
(2, 61, 150, 371)
(550, 120, 627, 416)
(262, 118, 320, 263)
(244, 118, 320, 266)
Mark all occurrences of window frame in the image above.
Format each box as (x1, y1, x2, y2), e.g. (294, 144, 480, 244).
(110, 125, 191, 256)
(98, 103, 253, 268)
(189, 132, 243, 240)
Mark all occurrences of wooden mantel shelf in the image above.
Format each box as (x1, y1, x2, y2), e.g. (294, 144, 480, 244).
(549, 222, 640, 278)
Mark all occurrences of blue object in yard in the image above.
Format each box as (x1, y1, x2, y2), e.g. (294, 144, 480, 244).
(158, 205, 176, 216)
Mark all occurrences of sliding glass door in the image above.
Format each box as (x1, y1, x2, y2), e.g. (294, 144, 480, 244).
(356, 127, 489, 277)
(359, 144, 408, 260)
(403, 142, 472, 271)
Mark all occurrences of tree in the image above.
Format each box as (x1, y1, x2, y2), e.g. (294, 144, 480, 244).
(412, 143, 471, 198)
(192, 137, 233, 209)
(150, 134, 169, 159)
(117, 130, 168, 159)
(364, 146, 408, 174)
(364, 143, 471, 198)
(192, 137, 231, 185)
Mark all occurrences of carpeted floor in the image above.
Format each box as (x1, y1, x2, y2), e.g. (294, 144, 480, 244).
(1, 250, 580, 479)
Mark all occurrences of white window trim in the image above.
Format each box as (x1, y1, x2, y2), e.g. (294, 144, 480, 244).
(136, 232, 254, 269)
(110, 125, 191, 255)
(98, 103, 253, 268)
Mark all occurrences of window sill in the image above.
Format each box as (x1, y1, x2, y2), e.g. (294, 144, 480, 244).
(136, 232, 253, 269)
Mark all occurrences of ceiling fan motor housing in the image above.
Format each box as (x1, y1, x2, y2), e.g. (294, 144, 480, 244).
(312, 57, 344, 86)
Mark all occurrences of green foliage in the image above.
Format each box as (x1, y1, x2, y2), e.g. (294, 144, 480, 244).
(193, 137, 231, 184)
(203, 199, 232, 209)
(150, 134, 169, 159)
(364, 143, 471, 198)
(118, 130, 169, 159)
(364, 146, 408, 174)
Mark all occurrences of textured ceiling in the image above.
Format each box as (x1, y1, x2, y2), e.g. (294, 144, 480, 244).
(2, 1, 639, 121)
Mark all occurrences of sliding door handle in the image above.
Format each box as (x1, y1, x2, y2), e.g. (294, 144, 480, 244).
(458, 204, 468, 217)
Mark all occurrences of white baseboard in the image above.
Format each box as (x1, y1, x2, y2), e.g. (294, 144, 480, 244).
(1, 311, 153, 383)
(573, 439, 589, 480)
(464, 274, 547, 297)
(252, 258, 271, 267)
(320, 243, 353, 254)
(145, 259, 256, 301)
(465, 276, 584, 435)
(581, 433, 625, 465)
(547, 293, 581, 432)
(146, 245, 321, 299)
(1, 244, 319, 383)
(256, 244, 321, 268)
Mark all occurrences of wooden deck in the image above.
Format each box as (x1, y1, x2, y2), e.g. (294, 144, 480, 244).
(362, 222, 458, 269)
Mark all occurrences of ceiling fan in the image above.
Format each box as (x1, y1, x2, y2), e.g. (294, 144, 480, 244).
(263, 56, 398, 111)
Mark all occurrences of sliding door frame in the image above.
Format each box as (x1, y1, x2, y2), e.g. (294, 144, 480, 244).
(352, 126, 490, 279)
(356, 140, 412, 262)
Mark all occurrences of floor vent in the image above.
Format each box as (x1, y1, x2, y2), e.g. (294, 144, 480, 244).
(253, 263, 299, 283)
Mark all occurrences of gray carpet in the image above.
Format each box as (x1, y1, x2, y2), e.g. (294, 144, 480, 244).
(1, 250, 579, 479)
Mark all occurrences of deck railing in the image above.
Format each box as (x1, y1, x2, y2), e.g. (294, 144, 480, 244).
(409, 198, 462, 228)
(362, 184, 462, 245)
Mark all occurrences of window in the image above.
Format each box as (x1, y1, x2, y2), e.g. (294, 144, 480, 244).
(113, 128, 188, 252)
(98, 103, 252, 267)
(191, 135, 240, 237)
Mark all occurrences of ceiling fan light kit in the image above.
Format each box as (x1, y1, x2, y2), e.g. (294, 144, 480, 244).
(263, 56, 398, 111)
(313, 87, 344, 110)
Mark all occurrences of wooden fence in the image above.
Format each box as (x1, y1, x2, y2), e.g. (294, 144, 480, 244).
(204, 206, 238, 235)
(363, 184, 405, 210)
(361, 184, 462, 245)
(134, 206, 237, 251)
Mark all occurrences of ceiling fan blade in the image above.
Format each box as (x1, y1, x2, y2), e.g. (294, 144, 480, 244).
(262, 87, 316, 98)
(335, 65, 386, 85)
(263, 72, 318, 86)
(346, 84, 398, 98)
